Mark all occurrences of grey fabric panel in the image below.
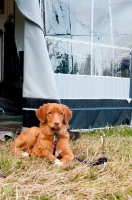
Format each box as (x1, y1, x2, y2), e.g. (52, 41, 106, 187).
(0, 98, 20, 115)
(23, 19, 60, 99)
(15, 0, 43, 29)
(54, 74, 130, 99)
(22, 97, 60, 109)
(61, 99, 131, 129)
(22, 98, 131, 129)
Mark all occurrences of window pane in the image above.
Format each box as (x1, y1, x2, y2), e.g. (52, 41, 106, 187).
(44, 0, 132, 78)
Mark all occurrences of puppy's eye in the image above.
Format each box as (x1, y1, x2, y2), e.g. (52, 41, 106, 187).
(60, 112, 63, 115)
(48, 112, 52, 115)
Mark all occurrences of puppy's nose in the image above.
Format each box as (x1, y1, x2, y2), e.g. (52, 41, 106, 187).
(54, 122, 59, 126)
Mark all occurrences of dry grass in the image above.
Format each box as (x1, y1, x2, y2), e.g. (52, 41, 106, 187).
(0, 126, 132, 200)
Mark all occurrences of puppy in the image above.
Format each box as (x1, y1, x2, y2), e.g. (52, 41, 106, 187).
(11, 103, 74, 165)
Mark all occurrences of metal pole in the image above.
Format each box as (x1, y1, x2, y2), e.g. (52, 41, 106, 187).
(129, 52, 132, 126)
(91, 0, 94, 75)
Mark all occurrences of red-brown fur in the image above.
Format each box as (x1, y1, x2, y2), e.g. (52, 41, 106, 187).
(11, 103, 74, 165)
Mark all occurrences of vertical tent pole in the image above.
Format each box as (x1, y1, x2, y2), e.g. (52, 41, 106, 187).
(129, 52, 132, 126)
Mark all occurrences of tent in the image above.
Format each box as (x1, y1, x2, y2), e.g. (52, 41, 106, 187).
(15, 0, 60, 129)
(1, 0, 132, 130)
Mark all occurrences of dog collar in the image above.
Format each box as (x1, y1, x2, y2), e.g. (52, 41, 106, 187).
(53, 134, 59, 155)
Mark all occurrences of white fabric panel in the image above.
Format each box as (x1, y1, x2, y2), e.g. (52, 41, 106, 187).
(54, 74, 130, 99)
(15, 0, 43, 30)
(23, 19, 59, 99)
(15, 0, 59, 99)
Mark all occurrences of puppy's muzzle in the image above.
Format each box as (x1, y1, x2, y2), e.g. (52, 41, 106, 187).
(53, 121, 61, 129)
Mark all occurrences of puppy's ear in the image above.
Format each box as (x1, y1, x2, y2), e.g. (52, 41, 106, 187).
(36, 103, 50, 123)
(62, 104, 72, 124)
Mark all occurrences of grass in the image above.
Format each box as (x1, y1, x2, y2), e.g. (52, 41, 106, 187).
(0, 126, 132, 200)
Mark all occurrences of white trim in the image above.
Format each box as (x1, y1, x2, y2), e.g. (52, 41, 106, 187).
(54, 73, 130, 80)
(23, 108, 37, 111)
(70, 125, 132, 133)
(46, 36, 132, 51)
(60, 98, 132, 101)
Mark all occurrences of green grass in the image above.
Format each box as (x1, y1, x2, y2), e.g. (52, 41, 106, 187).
(0, 126, 132, 200)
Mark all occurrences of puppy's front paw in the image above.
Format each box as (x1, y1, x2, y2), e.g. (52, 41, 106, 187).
(54, 159, 63, 166)
(22, 152, 29, 157)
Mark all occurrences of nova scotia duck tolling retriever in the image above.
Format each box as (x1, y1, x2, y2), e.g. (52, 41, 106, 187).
(11, 103, 74, 165)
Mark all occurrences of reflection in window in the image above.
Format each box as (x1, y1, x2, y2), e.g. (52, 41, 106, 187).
(44, 0, 131, 78)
